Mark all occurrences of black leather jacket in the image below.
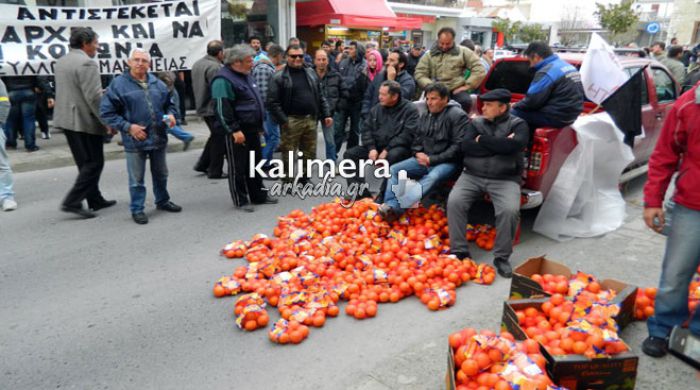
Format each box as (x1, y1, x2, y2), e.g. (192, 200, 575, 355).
(361, 98, 418, 151)
(412, 101, 467, 165)
(267, 65, 331, 125)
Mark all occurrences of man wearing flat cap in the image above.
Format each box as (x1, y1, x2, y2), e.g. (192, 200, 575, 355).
(447, 88, 529, 278)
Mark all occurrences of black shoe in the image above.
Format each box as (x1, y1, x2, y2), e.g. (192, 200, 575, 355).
(89, 199, 117, 211)
(156, 201, 182, 212)
(494, 258, 513, 278)
(61, 205, 96, 219)
(254, 197, 278, 205)
(26, 146, 40, 152)
(193, 164, 208, 174)
(642, 336, 668, 357)
(132, 212, 149, 224)
(207, 174, 228, 179)
(451, 251, 472, 261)
(237, 203, 255, 212)
(183, 138, 193, 151)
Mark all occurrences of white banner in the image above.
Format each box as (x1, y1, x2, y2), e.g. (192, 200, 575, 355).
(0, 0, 221, 76)
(580, 33, 628, 104)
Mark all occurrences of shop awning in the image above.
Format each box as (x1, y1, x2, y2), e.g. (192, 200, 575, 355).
(296, 0, 423, 30)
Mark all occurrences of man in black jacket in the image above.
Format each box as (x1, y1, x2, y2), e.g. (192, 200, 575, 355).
(268, 45, 333, 183)
(334, 41, 368, 151)
(511, 42, 584, 130)
(447, 89, 529, 278)
(345, 80, 418, 199)
(378, 83, 466, 220)
(314, 49, 347, 162)
(362, 49, 416, 116)
(406, 44, 423, 77)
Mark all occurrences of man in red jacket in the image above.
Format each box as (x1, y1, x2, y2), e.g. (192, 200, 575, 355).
(641, 82, 700, 357)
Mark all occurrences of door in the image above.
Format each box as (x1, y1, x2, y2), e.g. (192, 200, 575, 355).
(646, 66, 678, 159)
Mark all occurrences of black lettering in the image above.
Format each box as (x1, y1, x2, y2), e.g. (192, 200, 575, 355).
(2, 27, 21, 44)
(88, 9, 100, 20)
(112, 25, 130, 39)
(193, 0, 200, 16)
(7, 61, 19, 74)
(38, 8, 58, 20)
(48, 44, 67, 59)
(99, 59, 111, 73)
(161, 2, 173, 17)
(97, 43, 110, 59)
(130, 6, 145, 19)
(175, 2, 193, 17)
(147, 5, 158, 18)
(132, 24, 149, 39)
(103, 8, 117, 19)
(115, 42, 132, 59)
(172, 21, 188, 38)
(45, 26, 67, 44)
(24, 26, 44, 43)
(149, 43, 163, 58)
(149, 22, 155, 39)
(179, 57, 186, 69)
(118, 8, 129, 19)
(17, 7, 35, 20)
(113, 60, 125, 73)
(26, 45, 47, 60)
(188, 21, 203, 38)
(78, 9, 86, 19)
(62, 9, 76, 19)
(36, 61, 51, 75)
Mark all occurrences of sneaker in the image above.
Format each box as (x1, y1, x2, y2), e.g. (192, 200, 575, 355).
(642, 336, 668, 358)
(2, 198, 18, 211)
(451, 251, 472, 261)
(41, 132, 51, 139)
(494, 258, 513, 278)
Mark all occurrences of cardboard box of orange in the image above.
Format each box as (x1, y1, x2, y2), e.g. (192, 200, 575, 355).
(501, 298, 638, 390)
(509, 256, 637, 330)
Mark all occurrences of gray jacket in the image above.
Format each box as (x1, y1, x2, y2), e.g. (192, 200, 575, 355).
(660, 57, 686, 85)
(53, 49, 106, 135)
(191, 54, 222, 117)
(0, 79, 10, 125)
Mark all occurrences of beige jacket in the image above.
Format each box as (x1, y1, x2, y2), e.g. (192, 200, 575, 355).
(53, 49, 106, 135)
(414, 43, 486, 92)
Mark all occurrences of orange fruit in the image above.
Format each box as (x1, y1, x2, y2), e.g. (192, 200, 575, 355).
(257, 313, 269, 327)
(244, 320, 257, 331)
(213, 285, 226, 297)
(289, 330, 303, 344)
(572, 341, 587, 355)
(461, 359, 479, 376)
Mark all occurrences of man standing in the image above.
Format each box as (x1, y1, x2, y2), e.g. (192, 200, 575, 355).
(406, 44, 423, 77)
(211, 45, 278, 212)
(335, 41, 368, 151)
(314, 49, 347, 162)
(267, 45, 333, 184)
(640, 82, 700, 358)
(362, 49, 416, 116)
(192, 41, 226, 179)
(650, 41, 666, 61)
(54, 27, 115, 218)
(345, 80, 418, 199)
(100, 49, 182, 225)
(249, 35, 265, 59)
(252, 44, 285, 170)
(378, 83, 466, 221)
(0, 78, 17, 211)
(661, 45, 686, 84)
(414, 27, 486, 113)
(447, 89, 529, 278)
(511, 41, 584, 130)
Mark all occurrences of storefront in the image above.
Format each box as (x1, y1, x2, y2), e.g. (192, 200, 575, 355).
(221, 0, 295, 48)
(295, 0, 422, 52)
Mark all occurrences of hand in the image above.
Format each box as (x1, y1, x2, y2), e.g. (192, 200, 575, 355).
(128, 124, 147, 141)
(508, 133, 515, 139)
(475, 135, 481, 142)
(378, 149, 388, 160)
(416, 152, 430, 167)
(166, 114, 176, 128)
(368, 149, 378, 161)
(232, 131, 245, 144)
(47, 98, 55, 109)
(453, 85, 469, 94)
(386, 65, 397, 81)
(106, 126, 117, 136)
(643, 207, 665, 233)
(324, 117, 333, 127)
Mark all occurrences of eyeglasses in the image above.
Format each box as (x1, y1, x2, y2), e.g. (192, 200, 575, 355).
(288, 54, 304, 59)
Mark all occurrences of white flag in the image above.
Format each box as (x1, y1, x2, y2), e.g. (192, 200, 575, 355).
(580, 33, 629, 104)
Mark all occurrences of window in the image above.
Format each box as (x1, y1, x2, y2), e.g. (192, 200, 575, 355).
(484, 61, 532, 94)
(625, 67, 649, 105)
(651, 67, 676, 103)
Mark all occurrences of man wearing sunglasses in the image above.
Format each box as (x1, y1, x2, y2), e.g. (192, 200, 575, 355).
(267, 45, 333, 184)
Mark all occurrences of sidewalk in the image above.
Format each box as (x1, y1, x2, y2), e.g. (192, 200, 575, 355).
(7, 115, 210, 173)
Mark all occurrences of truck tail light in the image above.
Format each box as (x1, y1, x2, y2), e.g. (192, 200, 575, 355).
(527, 135, 550, 177)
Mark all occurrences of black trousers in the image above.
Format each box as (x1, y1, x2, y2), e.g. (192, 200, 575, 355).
(194, 116, 226, 177)
(343, 144, 411, 198)
(451, 91, 473, 113)
(35, 92, 50, 134)
(224, 129, 267, 207)
(62, 130, 106, 208)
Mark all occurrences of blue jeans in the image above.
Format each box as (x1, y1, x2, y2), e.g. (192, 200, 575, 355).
(383, 157, 458, 213)
(322, 123, 336, 161)
(168, 125, 194, 143)
(5, 89, 37, 150)
(0, 129, 15, 201)
(261, 111, 280, 165)
(125, 148, 170, 214)
(647, 203, 700, 338)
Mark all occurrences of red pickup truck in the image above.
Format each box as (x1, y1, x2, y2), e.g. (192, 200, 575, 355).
(478, 53, 679, 209)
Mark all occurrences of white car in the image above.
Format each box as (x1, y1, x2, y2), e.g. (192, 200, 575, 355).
(493, 49, 516, 60)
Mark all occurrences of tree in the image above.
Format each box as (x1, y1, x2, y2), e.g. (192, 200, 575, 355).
(492, 18, 521, 45)
(595, 0, 639, 45)
(518, 23, 548, 43)
(559, 5, 587, 46)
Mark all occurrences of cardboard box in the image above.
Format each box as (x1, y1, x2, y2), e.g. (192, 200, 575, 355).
(509, 256, 637, 329)
(501, 299, 638, 390)
(445, 344, 457, 390)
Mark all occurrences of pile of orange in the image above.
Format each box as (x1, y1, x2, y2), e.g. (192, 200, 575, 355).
(466, 224, 496, 251)
(634, 265, 700, 320)
(514, 294, 628, 358)
(234, 293, 270, 331)
(214, 199, 496, 344)
(450, 328, 556, 390)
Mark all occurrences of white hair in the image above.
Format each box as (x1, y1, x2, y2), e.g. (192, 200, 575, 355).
(129, 48, 151, 61)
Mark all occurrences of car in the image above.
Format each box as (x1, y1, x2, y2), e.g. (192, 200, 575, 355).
(493, 49, 515, 61)
(478, 53, 679, 209)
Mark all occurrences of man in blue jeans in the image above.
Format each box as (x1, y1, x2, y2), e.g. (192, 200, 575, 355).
(378, 83, 467, 221)
(0, 78, 17, 211)
(100, 49, 182, 225)
(641, 81, 700, 357)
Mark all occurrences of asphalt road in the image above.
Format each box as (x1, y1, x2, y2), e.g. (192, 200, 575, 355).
(1, 150, 698, 390)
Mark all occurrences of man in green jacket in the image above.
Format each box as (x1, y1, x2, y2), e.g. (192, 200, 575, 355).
(414, 27, 486, 113)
